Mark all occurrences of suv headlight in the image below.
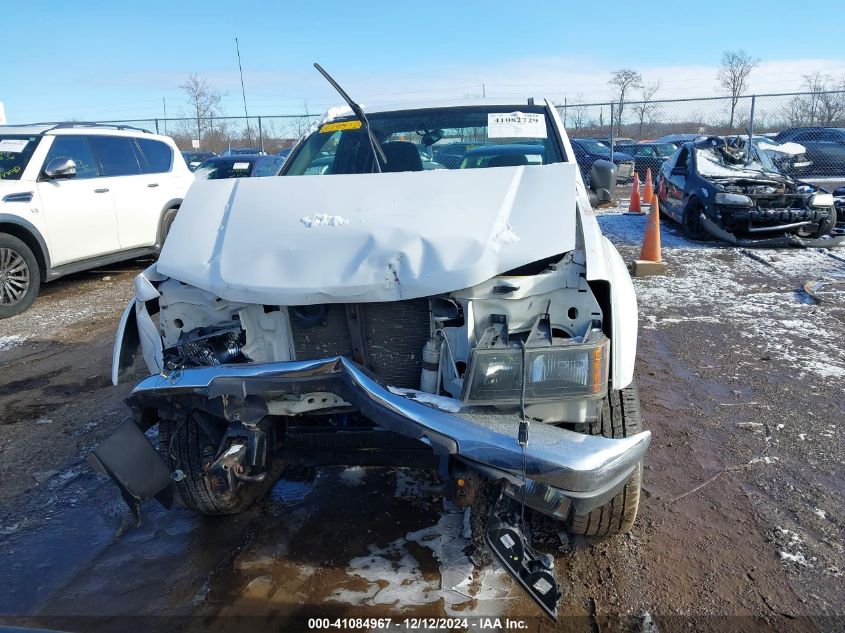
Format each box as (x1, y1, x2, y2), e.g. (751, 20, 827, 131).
(810, 193, 834, 207)
(714, 192, 753, 206)
(463, 334, 609, 405)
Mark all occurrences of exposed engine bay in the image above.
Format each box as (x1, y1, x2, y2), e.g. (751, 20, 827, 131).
(157, 249, 606, 424)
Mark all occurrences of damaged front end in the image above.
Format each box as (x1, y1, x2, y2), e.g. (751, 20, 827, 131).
(94, 261, 647, 619)
(692, 138, 842, 247)
(100, 251, 648, 515)
(700, 183, 841, 247)
(90, 162, 648, 618)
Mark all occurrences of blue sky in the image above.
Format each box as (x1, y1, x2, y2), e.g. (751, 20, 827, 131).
(4, 0, 845, 123)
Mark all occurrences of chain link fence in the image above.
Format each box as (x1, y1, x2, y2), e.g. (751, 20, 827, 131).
(95, 90, 845, 188)
(96, 114, 319, 155)
(558, 90, 845, 189)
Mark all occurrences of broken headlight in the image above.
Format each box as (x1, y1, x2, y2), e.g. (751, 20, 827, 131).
(463, 332, 609, 406)
(714, 192, 753, 207)
(810, 193, 834, 207)
(165, 326, 246, 369)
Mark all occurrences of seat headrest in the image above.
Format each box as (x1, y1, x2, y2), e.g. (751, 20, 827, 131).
(488, 153, 529, 168)
(381, 141, 423, 172)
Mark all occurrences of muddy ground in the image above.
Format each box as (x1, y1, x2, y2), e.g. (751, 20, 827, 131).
(0, 210, 843, 633)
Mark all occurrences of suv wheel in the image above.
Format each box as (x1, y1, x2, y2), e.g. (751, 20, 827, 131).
(0, 234, 41, 319)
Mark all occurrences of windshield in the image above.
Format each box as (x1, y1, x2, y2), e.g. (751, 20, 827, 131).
(284, 106, 563, 175)
(695, 144, 779, 178)
(0, 136, 38, 180)
(194, 159, 254, 180)
(575, 139, 610, 155)
(652, 143, 676, 158)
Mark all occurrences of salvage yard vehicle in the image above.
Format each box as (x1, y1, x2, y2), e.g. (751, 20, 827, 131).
(181, 151, 217, 171)
(615, 142, 676, 183)
(773, 127, 845, 176)
(571, 138, 635, 184)
(193, 154, 286, 180)
(0, 123, 193, 317)
(658, 136, 839, 247)
(92, 81, 650, 617)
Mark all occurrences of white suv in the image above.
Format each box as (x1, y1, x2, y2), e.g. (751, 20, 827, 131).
(0, 123, 194, 317)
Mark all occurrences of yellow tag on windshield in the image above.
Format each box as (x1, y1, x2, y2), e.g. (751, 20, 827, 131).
(320, 120, 362, 133)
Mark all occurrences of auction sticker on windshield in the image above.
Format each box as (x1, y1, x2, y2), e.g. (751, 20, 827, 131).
(320, 120, 362, 133)
(0, 139, 30, 153)
(488, 112, 547, 139)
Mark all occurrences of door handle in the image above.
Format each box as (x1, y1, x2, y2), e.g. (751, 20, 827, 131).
(94, 188, 109, 193)
(147, 183, 159, 188)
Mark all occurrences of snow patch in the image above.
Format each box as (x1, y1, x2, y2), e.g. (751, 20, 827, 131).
(749, 456, 779, 465)
(779, 551, 810, 566)
(330, 501, 512, 615)
(300, 213, 350, 228)
(0, 335, 25, 351)
(493, 223, 520, 245)
(387, 386, 463, 413)
(339, 466, 367, 487)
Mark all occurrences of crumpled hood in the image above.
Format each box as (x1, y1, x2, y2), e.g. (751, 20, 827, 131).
(157, 163, 578, 304)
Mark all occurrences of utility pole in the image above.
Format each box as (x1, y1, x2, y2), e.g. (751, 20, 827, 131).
(235, 37, 251, 145)
(162, 97, 167, 135)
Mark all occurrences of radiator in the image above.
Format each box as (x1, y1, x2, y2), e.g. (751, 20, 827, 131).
(288, 299, 431, 389)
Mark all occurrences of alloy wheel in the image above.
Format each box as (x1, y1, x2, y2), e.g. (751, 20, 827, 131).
(0, 247, 31, 306)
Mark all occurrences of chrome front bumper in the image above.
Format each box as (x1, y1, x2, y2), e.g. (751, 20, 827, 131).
(129, 356, 651, 510)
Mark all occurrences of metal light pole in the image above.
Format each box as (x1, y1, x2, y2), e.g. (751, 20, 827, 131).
(235, 37, 251, 145)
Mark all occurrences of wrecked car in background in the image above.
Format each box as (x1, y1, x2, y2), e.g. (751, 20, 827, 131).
(658, 136, 839, 247)
(91, 96, 650, 618)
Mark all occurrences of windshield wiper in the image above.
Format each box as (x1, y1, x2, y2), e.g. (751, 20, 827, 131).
(313, 63, 387, 172)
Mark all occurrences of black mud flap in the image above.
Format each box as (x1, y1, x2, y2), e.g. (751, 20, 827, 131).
(484, 492, 561, 620)
(86, 420, 173, 522)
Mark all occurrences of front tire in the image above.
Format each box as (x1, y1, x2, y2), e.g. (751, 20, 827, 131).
(160, 207, 179, 246)
(566, 383, 643, 537)
(158, 414, 274, 515)
(0, 234, 41, 319)
(682, 199, 710, 241)
(802, 206, 837, 238)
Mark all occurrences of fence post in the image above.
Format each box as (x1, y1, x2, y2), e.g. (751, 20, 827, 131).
(609, 102, 615, 162)
(258, 117, 264, 153)
(154, 119, 159, 134)
(746, 95, 756, 161)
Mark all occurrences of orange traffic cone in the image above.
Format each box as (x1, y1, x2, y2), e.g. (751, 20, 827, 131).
(632, 194, 667, 277)
(627, 172, 642, 214)
(642, 168, 654, 205)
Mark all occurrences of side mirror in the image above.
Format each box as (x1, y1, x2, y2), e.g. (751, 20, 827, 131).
(588, 159, 617, 205)
(44, 157, 77, 180)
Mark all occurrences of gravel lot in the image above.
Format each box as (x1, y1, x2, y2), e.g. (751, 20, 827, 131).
(0, 210, 842, 633)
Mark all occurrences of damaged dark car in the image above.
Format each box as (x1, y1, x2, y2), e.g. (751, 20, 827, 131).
(658, 136, 840, 247)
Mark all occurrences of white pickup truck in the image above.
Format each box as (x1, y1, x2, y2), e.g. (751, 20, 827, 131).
(93, 99, 649, 618)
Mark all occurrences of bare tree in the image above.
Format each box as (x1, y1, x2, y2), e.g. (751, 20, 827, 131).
(802, 73, 844, 124)
(717, 50, 758, 130)
(631, 81, 661, 138)
(608, 69, 643, 134)
(180, 73, 222, 147)
(561, 94, 589, 131)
